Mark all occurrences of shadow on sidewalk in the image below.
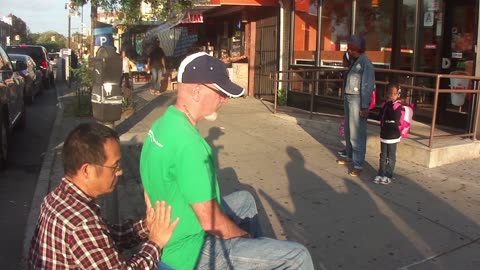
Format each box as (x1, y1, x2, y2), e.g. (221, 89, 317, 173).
(263, 104, 480, 269)
(205, 127, 276, 238)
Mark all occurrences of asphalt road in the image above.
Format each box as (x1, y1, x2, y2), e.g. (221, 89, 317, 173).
(0, 86, 58, 269)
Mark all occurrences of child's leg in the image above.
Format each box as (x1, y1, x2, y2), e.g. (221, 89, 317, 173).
(386, 143, 397, 178)
(378, 142, 387, 177)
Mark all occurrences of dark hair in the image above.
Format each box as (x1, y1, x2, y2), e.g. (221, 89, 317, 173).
(386, 82, 399, 95)
(63, 122, 119, 177)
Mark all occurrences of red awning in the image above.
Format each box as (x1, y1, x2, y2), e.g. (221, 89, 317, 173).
(209, 0, 278, 6)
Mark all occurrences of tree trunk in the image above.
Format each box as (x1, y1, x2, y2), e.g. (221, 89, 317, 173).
(90, 0, 97, 55)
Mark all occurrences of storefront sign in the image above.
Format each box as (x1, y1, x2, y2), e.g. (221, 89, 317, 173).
(425, 44, 437, 49)
(452, 52, 463, 59)
(182, 13, 204, 24)
(442, 58, 451, 69)
(94, 27, 113, 47)
(424, 11, 434, 27)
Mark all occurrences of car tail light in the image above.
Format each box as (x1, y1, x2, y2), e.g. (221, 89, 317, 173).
(41, 61, 48, 70)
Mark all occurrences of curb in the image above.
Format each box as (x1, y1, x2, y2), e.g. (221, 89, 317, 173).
(21, 85, 65, 262)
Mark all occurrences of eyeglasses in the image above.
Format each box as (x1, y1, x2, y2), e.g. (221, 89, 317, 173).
(202, 84, 229, 98)
(93, 163, 122, 174)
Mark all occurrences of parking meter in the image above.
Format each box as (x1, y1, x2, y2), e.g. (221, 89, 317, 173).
(90, 46, 123, 123)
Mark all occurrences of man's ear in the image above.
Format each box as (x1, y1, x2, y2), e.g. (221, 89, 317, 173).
(81, 163, 94, 180)
(192, 84, 201, 102)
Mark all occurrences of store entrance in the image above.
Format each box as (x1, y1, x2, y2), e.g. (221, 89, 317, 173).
(441, 0, 477, 75)
(436, 0, 478, 128)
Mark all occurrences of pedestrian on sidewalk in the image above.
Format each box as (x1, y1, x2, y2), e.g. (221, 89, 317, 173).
(146, 38, 166, 96)
(140, 52, 315, 270)
(337, 34, 375, 177)
(28, 123, 179, 269)
(374, 83, 402, 185)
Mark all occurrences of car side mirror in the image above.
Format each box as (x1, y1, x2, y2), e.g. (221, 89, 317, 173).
(15, 61, 27, 71)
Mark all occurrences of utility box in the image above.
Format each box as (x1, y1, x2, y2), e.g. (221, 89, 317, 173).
(90, 46, 123, 123)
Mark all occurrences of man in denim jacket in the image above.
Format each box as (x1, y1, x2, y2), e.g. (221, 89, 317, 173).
(337, 34, 375, 176)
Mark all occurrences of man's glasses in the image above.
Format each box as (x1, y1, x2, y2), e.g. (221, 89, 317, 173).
(202, 84, 229, 98)
(93, 163, 122, 174)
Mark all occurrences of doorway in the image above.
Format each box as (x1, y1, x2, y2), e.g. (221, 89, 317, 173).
(254, 9, 279, 101)
(436, 0, 478, 128)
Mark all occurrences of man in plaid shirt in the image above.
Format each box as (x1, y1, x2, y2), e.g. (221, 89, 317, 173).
(28, 123, 179, 269)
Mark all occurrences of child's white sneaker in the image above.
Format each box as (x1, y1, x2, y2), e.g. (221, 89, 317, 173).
(380, 177, 392, 185)
(373, 175, 383, 184)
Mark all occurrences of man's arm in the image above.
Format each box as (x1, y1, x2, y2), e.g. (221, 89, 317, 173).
(192, 199, 249, 239)
(69, 218, 161, 270)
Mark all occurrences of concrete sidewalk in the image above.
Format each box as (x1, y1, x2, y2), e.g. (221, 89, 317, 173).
(23, 82, 480, 270)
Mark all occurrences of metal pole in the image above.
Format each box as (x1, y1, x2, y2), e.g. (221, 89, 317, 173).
(68, 14, 71, 49)
(80, 6, 83, 59)
(429, 75, 441, 148)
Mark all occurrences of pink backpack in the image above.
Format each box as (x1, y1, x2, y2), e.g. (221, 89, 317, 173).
(392, 103, 414, 138)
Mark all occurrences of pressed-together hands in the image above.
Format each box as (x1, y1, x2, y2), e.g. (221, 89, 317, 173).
(144, 192, 180, 249)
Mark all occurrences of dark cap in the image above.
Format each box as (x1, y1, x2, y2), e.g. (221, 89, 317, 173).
(348, 34, 366, 52)
(177, 52, 245, 97)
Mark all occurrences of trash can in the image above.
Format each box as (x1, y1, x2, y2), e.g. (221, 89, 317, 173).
(90, 46, 123, 123)
(449, 71, 469, 106)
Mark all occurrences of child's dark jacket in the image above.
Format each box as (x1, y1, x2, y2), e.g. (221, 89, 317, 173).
(379, 100, 402, 143)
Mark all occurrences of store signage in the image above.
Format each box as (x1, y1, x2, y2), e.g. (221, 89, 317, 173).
(182, 13, 204, 24)
(442, 58, 451, 69)
(424, 11, 434, 27)
(452, 52, 463, 59)
(94, 27, 113, 46)
(425, 44, 437, 49)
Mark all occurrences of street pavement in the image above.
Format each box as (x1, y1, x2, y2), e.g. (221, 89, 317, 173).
(22, 82, 480, 270)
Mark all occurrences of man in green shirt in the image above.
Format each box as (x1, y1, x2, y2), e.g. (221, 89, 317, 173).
(141, 52, 314, 270)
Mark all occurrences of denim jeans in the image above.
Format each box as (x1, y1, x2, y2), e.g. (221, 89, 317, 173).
(193, 190, 315, 270)
(150, 67, 163, 91)
(378, 142, 397, 178)
(344, 94, 368, 169)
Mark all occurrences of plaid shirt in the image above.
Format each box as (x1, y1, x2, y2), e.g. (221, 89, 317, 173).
(29, 178, 161, 269)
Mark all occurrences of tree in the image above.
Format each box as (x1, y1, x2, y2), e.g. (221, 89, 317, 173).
(7, 14, 29, 45)
(35, 31, 67, 52)
(69, 0, 196, 53)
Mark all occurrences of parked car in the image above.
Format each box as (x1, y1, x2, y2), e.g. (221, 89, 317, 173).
(8, 54, 43, 104)
(6, 45, 54, 89)
(0, 46, 26, 170)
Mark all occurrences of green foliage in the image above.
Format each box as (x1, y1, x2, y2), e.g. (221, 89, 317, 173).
(277, 89, 287, 106)
(71, 63, 93, 89)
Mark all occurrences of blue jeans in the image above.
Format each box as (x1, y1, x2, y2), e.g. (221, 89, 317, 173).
(150, 67, 163, 91)
(344, 94, 368, 169)
(194, 190, 315, 270)
(378, 142, 397, 178)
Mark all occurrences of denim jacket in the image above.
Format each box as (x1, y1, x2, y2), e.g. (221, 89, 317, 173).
(344, 53, 375, 109)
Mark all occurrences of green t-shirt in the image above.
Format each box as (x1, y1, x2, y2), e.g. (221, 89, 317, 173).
(140, 105, 222, 270)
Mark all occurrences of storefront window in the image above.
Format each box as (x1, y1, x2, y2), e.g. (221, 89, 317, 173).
(399, 0, 417, 70)
(319, 0, 352, 67)
(354, 0, 394, 67)
(418, 0, 443, 73)
(293, 0, 319, 66)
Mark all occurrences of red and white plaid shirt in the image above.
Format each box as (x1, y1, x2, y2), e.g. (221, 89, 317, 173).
(29, 178, 161, 269)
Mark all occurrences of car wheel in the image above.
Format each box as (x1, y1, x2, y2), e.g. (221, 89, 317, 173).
(0, 110, 9, 170)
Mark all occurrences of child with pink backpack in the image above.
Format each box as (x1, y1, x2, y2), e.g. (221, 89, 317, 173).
(374, 82, 413, 185)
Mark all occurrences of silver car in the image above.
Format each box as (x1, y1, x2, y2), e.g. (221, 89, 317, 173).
(8, 54, 43, 104)
(0, 46, 26, 170)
